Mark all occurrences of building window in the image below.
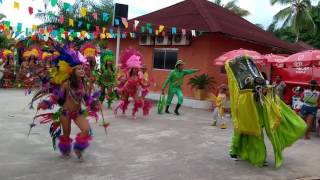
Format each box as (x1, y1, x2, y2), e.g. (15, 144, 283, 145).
(153, 48, 178, 70)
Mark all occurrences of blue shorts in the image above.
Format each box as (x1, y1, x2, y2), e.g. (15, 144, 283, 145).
(300, 105, 318, 118)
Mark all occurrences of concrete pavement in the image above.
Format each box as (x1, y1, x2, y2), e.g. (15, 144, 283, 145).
(0, 89, 319, 180)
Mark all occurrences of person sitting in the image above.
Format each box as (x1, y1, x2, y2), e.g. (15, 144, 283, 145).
(290, 86, 303, 113)
(300, 80, 320, 139)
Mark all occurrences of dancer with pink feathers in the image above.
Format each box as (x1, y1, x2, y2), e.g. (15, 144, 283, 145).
(113, 47, 152, 119)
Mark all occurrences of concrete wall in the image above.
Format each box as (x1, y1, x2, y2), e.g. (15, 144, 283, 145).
(107, 33, 274, 98)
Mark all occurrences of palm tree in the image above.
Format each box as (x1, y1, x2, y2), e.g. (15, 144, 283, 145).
(270, 0, 316, 42)
(213, 0, 250, 17)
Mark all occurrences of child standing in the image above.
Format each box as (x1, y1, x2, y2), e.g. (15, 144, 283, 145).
(212, 85, 227, 129)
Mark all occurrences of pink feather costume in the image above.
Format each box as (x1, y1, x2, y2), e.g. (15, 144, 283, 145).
(113, 48, 152, 118)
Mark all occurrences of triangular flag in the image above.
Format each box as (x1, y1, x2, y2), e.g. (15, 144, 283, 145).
(155, 30, 159, 36)
(191, 30, 196, 37)
(17, 23, 22, 32)
(141, 26, 145, 33)
(102, 12, 109, 22)
(14, 1, 20, 10)
(4, 21, 10, 29)
(109, 29, 114, 34)
(114, 19, 120, 26)
(81, 7, 87, 17)
(121, 17, 128, 28)
(86, 23, 91, 30)
(0, 0, 2, 4)
(69, 19, 74, 27)
(146, 23, 151, 30)
(172, 27, 177, 34)
(159, 25, 164, 33)
(51, 0, 57, 7)
(95, 26, 100, 32)
(32, 25, 37, 31)
(59, 16, 64, 24)
(148, 28, 153, 34)
(182, 29, 186, 35)
(102, 27, 106, 33)
(93, 12, 98, 20)
(78, 21, 83, 27)
(63, 2, 71, 11)
(48, 26, 53, 33)
(100, 33, 106, 39)
(28, 7, 34, 15)
(134, 20, 139, 31)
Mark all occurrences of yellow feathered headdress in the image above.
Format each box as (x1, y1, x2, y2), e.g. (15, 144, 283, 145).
(2, 49, 13, 59)
(42, 52, 53, 60)
(80, 42, 97, 58)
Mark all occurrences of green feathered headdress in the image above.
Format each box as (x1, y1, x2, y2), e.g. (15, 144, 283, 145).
(100, 50, 114, 64)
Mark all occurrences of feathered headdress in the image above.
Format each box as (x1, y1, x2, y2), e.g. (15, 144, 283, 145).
(50, 47, 84, 84)
(100, 49, 114, 64)
(22, 47, 40, 59)
(119, 47, 143, 70)
(1, 49, 13, 59)
(42, 52, 53, 61)
(80, 42, 97, 58)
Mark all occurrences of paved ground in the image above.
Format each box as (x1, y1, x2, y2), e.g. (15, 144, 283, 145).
(0, 89, 320, 180)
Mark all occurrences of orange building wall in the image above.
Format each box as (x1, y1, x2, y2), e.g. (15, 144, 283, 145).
(107, 33, 274, 98)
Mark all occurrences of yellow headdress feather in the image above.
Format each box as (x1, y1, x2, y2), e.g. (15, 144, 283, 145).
(42, 52, 53, 60)
(50, 61, 73, 84)
(2, 49, 13, 58)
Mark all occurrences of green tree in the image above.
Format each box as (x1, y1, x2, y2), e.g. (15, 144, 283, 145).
(213, 0, 250, 17)
(270, 0, 316, 42)
(268, 2, 320, 48)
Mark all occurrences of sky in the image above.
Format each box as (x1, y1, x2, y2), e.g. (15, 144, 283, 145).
(0, 0, 318, 31)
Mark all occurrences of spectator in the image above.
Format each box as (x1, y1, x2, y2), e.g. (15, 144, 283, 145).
(273, 75, 286, 99)
(290, 86, 303, 113)
(300, 80, 320, 139)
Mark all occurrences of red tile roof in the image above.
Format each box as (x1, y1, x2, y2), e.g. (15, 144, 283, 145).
(132, 0, 306, 53)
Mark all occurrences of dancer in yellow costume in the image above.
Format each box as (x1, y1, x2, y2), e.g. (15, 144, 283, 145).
(226, 56, 306, 168)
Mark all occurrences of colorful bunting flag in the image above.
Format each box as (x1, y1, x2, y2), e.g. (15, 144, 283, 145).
(121, 17, 128, 28)
(81, 7, 87, 17)
(17, 23, 22, 32)
(86, 23, 91, 30)
(159, 25, 164, 33)
(114, 18, 120, 26)
(102, 27, 106, 33)
(102, 12, 109, 22)
(0, 0, 2, 4)
(191, 30, 196, 37)
(78, 21, 83, 27)
(141, 26, 145, 33)
(63, 2, 71, 11)
(32, 25, 37, 31)
(14, 1, 20, 10)
(172, 27, 177, 34)
(148, 28, 153, 34)
(69, 19, 74, 27)
(4, 21, 10, 29)
(95, 26, 100, 32)
(134, 20, 139, 31)
(182, 29, 186, 35)
(51, 0, 57, 7)
(146, 23, 151, 30)
(93, 12, 98, 20)
(155, 30, 159, 36)
(28, 7, 34, 15)
(59, 16, 64, 24)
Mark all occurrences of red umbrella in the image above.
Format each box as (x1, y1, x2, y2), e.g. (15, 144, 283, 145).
(263, 54, 286, 67)
(285, 50, 320, 68)
(214, 49, 263, 65)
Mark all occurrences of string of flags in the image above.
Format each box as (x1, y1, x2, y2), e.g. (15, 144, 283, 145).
(0, 0, 202, 41)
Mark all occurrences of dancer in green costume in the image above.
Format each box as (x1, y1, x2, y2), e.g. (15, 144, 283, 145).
(162, 60, 198, 115)
(97, 50, 117, 108)
(226, 56, 306, 168)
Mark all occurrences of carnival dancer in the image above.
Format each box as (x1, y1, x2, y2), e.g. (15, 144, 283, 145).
(226, 56, 306, 168)
(31, 46, 101, 160)
(162, 60, 198, 115)
(23, 48, 41, 91)
(113, 48, 152, 119)
(1, 49, 16, 88)
(80, 42, 98, 92)
(97, 49, 117, 108)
